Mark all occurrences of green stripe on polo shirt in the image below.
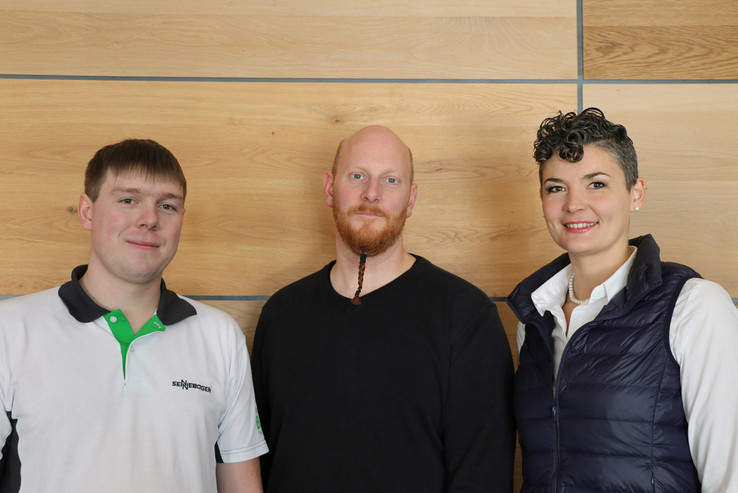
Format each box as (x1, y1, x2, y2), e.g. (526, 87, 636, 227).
(104, 310, 166, 377)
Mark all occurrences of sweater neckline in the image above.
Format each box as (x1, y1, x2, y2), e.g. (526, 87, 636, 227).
(320, 254, 427, 305)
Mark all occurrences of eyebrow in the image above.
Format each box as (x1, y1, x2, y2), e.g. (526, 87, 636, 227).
(112, 187, 184, 201)
(543, 171, 612, 183)
(346, 166, 404, 176)
(582, 171, 611, 180)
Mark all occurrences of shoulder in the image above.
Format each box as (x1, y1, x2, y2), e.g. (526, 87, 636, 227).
(671, 278, 738, 354)
(173, 295, 245, 341)
(0, 287, 64, 318)
(677, 277, 735, 310)
(261, 265, 327, 310)
(406, 257, 496, 328)
(181, 296, 236, 322)
(660, 260, 701, 281)
(671, 278, 738, 383)
(0, 289, 69, 359)
(412, 256, 491, 304)
(252, 266, 331, 346)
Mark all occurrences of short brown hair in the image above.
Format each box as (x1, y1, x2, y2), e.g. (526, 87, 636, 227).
(84, 139, 187, 201)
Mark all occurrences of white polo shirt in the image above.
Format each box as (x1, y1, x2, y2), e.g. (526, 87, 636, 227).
(0, 266, 268, 492)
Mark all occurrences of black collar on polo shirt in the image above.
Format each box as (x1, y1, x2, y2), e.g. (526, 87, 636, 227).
(58, 265, 197, 325)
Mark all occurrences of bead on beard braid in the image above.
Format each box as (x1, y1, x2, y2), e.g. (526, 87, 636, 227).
(351, 253, 367, 305)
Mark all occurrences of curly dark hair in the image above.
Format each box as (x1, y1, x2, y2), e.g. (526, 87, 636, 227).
(533, 107, 638, 188)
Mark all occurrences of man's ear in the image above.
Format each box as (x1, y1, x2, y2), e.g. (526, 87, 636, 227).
(405, 183, 418, 218)
(324, 171, 335, 208)
(78, 193, 94, 231)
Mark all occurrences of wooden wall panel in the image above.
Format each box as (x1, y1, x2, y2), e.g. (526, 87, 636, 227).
(583, 84, 738, 296)
(0, 1, 576, 79)
(3, 2, 737, 490)
(1, 0, 572, 16)
(0, 79, 576, 297)
(583, 0, 738, 79)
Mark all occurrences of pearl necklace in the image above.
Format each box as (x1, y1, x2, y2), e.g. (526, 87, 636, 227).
(568, 272, 589, 305)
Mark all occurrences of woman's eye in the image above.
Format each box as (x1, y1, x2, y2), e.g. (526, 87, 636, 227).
(546, 186, 564, 194)
(590, 181, 606, 189)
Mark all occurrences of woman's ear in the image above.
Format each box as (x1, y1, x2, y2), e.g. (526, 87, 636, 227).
(631, 178, 647, 211)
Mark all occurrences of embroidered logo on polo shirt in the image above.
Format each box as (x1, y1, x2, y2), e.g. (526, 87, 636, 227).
(172, 379, 212, 393)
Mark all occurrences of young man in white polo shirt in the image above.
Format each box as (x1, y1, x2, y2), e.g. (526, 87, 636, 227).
(0, 139, 267, 492)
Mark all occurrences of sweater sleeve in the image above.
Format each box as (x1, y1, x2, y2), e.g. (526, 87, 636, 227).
(250, 300, 273, 483)
(444, 302, 516, 492)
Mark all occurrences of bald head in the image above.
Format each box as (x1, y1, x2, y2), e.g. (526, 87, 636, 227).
(331, 125, 414, 183)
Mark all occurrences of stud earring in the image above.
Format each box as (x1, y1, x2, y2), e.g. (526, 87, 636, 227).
(634, 206, 640, 212)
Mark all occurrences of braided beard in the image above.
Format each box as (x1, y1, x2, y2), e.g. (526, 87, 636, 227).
(333, 204, 407, 257)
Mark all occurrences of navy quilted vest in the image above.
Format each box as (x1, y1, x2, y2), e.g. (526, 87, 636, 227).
(508, 235, 701, 492)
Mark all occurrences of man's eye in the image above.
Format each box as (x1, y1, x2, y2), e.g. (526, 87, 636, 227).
(590, 182, 606, 189)
(350, 173, 363, 180)
(159, 204, 177, 211)
(386, 177, 398, 184)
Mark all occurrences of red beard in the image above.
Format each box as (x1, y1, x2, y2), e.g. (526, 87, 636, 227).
(333, 204, 407, 256)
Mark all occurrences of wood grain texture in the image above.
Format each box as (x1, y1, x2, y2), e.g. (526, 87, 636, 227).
(583, 84, 738, 295)
(1, 0, 573, 17)
(0, 79, 576, 297)
(583, 0, 738, 79)
(2, 3, 734, 491)
(0, 2, 576, 79)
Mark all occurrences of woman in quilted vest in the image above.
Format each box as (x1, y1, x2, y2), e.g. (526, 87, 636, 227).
(507, 107, 738, 492)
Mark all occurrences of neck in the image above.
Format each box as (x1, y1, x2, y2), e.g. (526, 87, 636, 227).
(568, 244, 633, 301)
(330, 235, 415, 299)
(80, 265, 161, 333)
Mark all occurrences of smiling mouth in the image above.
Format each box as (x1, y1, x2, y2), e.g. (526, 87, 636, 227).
(565, 222, 598, 230)
(128, 240, 159, 248)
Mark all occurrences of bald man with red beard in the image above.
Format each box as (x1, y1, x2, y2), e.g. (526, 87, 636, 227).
(251, 126, 515, 493)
